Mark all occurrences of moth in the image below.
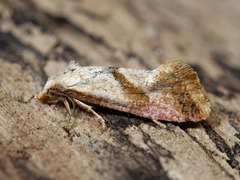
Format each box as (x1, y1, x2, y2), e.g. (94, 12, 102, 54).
(36, 59, 211, 128)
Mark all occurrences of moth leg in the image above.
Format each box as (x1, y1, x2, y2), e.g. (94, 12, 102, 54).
(151, 119, 166, 129)
(72, 98, 106, 130)
(62, 97, 72, 117)
(66, 96, 76, 117)
(61, 97, 75, 129)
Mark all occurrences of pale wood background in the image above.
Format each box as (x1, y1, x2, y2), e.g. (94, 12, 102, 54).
(0, 0, 240, 180)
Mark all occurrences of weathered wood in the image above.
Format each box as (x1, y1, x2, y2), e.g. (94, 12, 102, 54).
(0, 0, 240, 179)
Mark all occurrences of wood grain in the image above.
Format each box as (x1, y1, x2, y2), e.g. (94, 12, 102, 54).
(0, 0, 240, 179)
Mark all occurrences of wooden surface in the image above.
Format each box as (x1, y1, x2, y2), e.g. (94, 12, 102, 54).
(0, 0, 240, 179)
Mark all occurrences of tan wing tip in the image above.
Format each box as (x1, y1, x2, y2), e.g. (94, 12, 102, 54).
(200, 100, 211, 120)
(192, 91, 211, 121)
(163, 59, 211, 121)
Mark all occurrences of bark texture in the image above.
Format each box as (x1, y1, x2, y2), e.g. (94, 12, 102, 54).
(0, 0, 240, 180)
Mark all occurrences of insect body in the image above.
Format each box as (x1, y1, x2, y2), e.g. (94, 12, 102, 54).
(36, 59, 211, 126)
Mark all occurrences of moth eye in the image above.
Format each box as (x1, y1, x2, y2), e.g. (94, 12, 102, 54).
(47, 91, 58, 100)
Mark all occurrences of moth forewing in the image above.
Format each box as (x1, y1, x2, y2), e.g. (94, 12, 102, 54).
(36, 59, 211, 127)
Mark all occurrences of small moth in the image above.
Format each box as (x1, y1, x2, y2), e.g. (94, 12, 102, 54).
(36, 59, 211, 127)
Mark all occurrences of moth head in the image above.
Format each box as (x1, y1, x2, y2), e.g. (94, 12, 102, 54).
(36, 89, 59, 103)
(35, 78, 62, 103)
(47, 91, 58, 100)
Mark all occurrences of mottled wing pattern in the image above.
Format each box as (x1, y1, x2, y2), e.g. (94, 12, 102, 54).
(37, 59, 211, 122)
(145, 59, 211, 121)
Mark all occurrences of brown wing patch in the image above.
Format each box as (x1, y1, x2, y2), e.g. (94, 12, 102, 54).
(109, 67, 149, 105)
(147, 59, 211, 121)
